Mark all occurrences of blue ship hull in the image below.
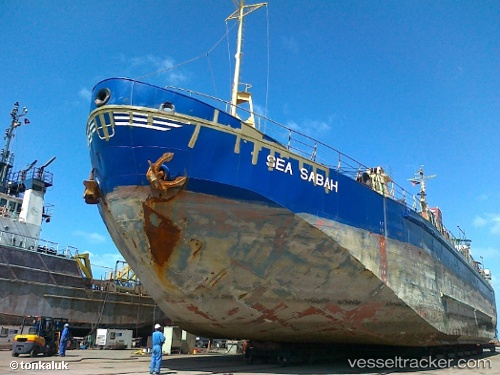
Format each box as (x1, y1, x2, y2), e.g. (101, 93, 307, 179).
(85, 78, 496, 345)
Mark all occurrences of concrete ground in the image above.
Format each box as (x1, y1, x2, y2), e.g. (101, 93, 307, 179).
(0, 348, 498, 375)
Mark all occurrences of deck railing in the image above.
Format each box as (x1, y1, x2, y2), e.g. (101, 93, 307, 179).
(170, 85, 423, 211)
(0, 229, 76, 258)
(165, 86, 491, 281)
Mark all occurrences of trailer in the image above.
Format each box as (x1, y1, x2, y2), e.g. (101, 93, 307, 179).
(95, 328, 133, 349)
(244, 340, 497, 366)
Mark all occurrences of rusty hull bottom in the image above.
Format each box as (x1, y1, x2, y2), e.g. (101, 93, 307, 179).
(100, 187, 493, 346)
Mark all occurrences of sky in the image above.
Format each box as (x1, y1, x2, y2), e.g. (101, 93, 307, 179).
(1, 1, 499, 314)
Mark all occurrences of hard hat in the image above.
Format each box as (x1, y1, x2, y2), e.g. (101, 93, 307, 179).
(154, 323, 161, 330)
(64, 323, 69, 327)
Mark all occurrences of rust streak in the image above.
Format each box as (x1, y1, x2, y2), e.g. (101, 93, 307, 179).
(227, 307, 239, 316)
(143, 201, 180, 267)
(238, 292, 248, 300)
(249, 302, 294, 329)
(345, 302, 385, 327)
(209, 269, 228, 288)
(187, 304, 213, 321)
(189, 239, 203, 258)
(294, 305, 345, 326)
(323, 303, 342, 315)
(295, 306, 326, 319)
(378, 235, 388, 282)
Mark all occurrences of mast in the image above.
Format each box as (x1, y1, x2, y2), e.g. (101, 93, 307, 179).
(226, 0, 266, 117)
(0, 102, 29, 192)
(418, 167, 428, 212)
(408, 165, 436, 214)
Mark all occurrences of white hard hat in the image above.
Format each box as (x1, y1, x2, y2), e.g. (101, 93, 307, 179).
(154, 323, 161, 330)
(64, 323, 69, 327)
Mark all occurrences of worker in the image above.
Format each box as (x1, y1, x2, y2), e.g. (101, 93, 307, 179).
(33, 318, 41, 335)
(59, 323, 70, 357)
(149, 323, 165, 375)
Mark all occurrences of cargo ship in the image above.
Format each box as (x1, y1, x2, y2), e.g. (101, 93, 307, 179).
(0, 102, 168, 338)
(83, 1, 496, 346)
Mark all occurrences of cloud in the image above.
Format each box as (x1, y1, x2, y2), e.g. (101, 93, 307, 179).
(72, 230, 107, 244)
(79, 88, 91, 101)
(304, 119, 332, 133)
(285, 120, 300, 131)
(166, 71, 188, 86)
(84, 251, 126, 280)
(253, 103, 266, 117)
(126, 54, 188, 85)
(473, 214, 500, 235)
(285, 118, 333, 136)
(473, 216, 488, 228)
(472, 246, 500, 260)
(476, 194, 488, 201)
(129, 55, 174, 70)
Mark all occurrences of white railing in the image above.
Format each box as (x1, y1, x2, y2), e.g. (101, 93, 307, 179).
(0, 229, 75, 258)
(163, 86, 490, 281)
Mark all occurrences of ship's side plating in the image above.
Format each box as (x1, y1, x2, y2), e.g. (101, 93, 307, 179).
(0, 102, 167, 335)
(86, 78, 496, 346)
(0, 245, 161, 333)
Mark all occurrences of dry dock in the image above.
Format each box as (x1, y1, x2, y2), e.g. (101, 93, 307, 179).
(1, 348, 499, 375)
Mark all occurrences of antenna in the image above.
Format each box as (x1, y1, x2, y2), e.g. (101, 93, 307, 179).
(37, 156, 56, 180)
(40, 156, 56, 170)
(24, 160, 37, 172)
(407, 165, 436, 213)
(20, 159, 38, 180)
(0, 102, 30, 190)
(456, 225, 471, 245)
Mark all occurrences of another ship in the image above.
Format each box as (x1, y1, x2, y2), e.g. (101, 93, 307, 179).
(83, 1, 496, 346)
(0, 102, 168, 338)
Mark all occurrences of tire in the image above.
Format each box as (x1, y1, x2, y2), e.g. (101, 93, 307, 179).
(12, 352, 19, 357)
(30, 346, 39, 357)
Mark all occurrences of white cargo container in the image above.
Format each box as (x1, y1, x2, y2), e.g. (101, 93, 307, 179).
(95, 328, 133, 349)
(0, 326, 21, 349)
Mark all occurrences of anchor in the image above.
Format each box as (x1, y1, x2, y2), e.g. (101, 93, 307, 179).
(83, 169, 101, 204)
(146, 152, 187, 193)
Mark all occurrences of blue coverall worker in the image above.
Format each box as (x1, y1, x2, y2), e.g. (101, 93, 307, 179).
(150, 323, 166, 375)
(59, 323, 70, 356)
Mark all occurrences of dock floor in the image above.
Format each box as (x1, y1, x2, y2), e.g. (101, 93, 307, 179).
(1, 348, 498, 374)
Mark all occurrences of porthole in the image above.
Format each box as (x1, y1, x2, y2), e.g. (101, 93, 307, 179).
(94, 88, 111, 107)
(160, 102, 175, 112)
